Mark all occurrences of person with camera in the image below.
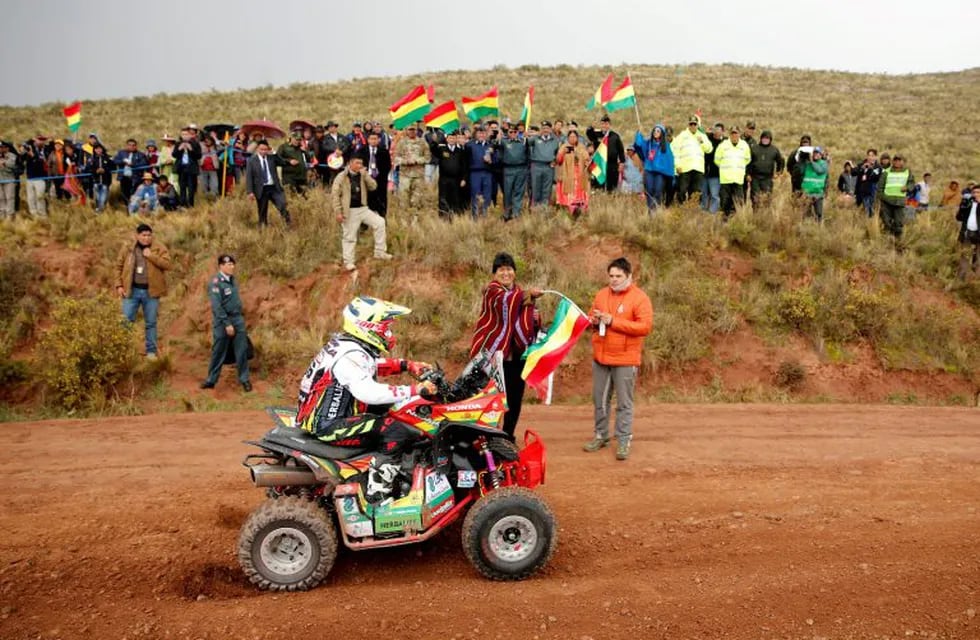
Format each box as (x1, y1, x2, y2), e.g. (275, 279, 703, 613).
(956, 184, 980, 280)
(21, 138, 49, 216)
(555, 131, 592, 217)
(786, 135, 813, 196)
(852, 148, 883, 216)
(634, 124, 675, 212)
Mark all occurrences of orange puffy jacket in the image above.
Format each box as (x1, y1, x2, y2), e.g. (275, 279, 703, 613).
(590, 283, 654, 366)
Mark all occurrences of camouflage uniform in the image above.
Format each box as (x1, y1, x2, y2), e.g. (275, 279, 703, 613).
(394, 134, 429, 209)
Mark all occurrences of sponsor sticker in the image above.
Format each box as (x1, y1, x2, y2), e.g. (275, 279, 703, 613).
(457, 470, 477, 488)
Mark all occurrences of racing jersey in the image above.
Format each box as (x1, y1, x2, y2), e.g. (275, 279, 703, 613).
(296, 336, 415, 431)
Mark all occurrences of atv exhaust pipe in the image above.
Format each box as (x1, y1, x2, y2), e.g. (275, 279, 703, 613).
(250, 464, 319, 487)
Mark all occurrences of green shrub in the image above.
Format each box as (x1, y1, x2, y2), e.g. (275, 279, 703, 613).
(36, 295, 139, 409)
(775, 288, 817, 331)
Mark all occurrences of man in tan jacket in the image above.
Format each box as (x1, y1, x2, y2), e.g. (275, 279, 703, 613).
(114, 223, 172, 358)
(331, 156, 392, 272)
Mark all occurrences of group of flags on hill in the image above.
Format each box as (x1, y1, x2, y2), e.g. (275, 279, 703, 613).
(387, 73, 635, 133)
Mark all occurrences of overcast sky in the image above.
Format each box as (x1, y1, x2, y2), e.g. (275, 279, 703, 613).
(2, 0, 977, 107)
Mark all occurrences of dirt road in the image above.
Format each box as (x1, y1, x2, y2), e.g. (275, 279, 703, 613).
(1, 405, 978, 639)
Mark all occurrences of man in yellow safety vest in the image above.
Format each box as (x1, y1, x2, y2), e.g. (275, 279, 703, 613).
(714, 126, 752, 220)
(878, 154, 915, 239)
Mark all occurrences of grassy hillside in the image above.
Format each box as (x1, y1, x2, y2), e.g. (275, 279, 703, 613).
(2, 64, 979, 179)
(1, 64, 979, 418)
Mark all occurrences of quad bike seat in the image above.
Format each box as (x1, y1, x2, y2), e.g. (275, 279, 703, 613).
(263, 426, 372, 461)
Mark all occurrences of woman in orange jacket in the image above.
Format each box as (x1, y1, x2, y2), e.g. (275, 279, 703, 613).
(584, 257, 653, 461)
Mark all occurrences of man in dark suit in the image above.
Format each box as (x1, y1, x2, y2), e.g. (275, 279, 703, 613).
(358, 131, 391, 216)
(586, 115, 626, 192)
(171, 127, 202, 207)
(432, 131, 469, 217)
(245, 139, 292, 228)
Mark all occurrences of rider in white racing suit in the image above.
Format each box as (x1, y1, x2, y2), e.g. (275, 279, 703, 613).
(296, 296, 435, 499)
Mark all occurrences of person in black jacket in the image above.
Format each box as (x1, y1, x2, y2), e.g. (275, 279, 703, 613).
(956, 184, 980, 280)
(21, 138, 49, 216)
(586, 115, 626, 192)
(432, 131, 468, 217)
(84, 143, 115, 212)
(700, 123, 725, 213)
(357, 131, 392, 216)
(171, 127, 202, 207)
(786, 134, 812, 195)
(852, 149, 883, 217)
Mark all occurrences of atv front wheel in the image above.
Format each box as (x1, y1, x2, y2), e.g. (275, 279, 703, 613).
(461, 486, 557, 580)
(238, 497, 337, 591)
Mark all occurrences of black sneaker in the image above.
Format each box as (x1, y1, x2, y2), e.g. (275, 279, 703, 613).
(199, 381, 215, 389)
(242, 381, 253, 392)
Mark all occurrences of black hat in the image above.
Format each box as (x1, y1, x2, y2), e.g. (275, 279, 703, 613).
(218, 254, 236, 265)
(599, 115, 611, 123)
(352, 122, 362, 128)
(136, 223, 153, 234)
(492, 252, 517, 273)
(326, 120, 338, 128)
(540, 120, 552, 127)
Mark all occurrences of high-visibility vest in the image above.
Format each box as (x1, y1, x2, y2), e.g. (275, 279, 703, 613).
(802, 161, 828, 195)
(883, 170, 909, 198)
(715, 140, 751, 184)
(671, 129, 711, 174)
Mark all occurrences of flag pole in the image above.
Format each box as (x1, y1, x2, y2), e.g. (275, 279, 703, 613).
(540, 289, 589, 318)
(220, 132, 229, 197)
(628, 71, 643, 131)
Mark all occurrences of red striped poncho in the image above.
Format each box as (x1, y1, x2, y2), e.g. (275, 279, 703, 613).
(470, 281, 539, 360)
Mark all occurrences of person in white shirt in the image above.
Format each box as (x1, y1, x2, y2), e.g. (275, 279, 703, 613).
(956, 185, 980, 280)
(915, 172, 931, 212)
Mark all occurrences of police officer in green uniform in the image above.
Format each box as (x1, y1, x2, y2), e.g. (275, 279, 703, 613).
(527, 121, 560, 207)
(496, 125, 529, 220)
(278, 131, 313, 195)
(200, 254, 251, 392)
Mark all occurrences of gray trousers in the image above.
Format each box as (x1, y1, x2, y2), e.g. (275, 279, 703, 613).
(502, 167, 527, 219)
(529, 163, 553, 206)
(592, 361, 637, 443)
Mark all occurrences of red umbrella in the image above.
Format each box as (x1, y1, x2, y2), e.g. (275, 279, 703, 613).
(239, 119, 286, 139)
(289, 119, 315, 132)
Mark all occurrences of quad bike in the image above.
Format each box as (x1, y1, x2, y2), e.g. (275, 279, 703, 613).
(238, 351, 557, 591)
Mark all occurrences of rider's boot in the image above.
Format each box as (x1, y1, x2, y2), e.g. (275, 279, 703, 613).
(366, 456, 402, 502)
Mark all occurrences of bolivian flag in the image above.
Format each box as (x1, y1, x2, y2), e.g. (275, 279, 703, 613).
(63, 101, 82, 133)
(461, 87, 499, 122)
(522, 295, 591, 389)
(423, 100, 460, 132)
(585, 74, 614, 110)
(605, 76, 636, 113)
(589, 135, 609, 185)
(389, 86, 432, 130)
(520, 86, 534, 129)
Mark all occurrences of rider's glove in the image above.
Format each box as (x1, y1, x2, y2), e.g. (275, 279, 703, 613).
(412, 380, 438, 398)
(407, 361, 434, 377)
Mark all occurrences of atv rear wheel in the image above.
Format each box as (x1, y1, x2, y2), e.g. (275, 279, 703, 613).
(238, 497, 337, 591)
(461, 486, 557, 581)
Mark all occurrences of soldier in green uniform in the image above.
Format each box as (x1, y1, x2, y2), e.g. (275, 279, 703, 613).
(527, 121, 560, 207)
(277, 131, 313, 195)
(496, 125, 529, 220)
(200, 254, 251, 392)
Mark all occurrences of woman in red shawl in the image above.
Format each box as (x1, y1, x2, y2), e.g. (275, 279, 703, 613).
(470, 252, 542, 436)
